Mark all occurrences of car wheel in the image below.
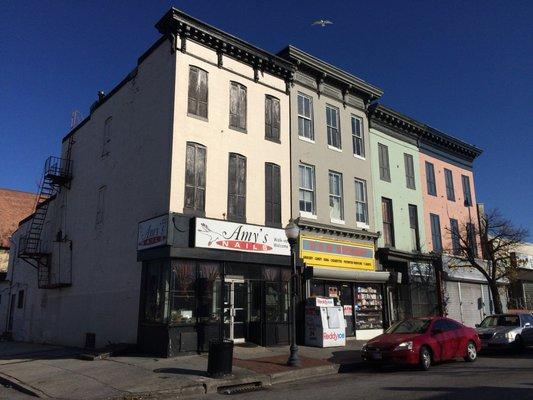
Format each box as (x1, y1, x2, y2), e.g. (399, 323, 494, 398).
(464, 341, 477, 362)
(513, 335, 525, 353)
(419, 346, 432, 371)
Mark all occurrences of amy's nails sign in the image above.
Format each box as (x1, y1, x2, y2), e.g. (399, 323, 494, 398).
(195, 217, 290, 256)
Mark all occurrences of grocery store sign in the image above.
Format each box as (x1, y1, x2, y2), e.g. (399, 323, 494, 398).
(300, 235, 375, 271)
(195, 218, 290, 256)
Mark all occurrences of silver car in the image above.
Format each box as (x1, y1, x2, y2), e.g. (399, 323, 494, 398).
(476, 313, 533, 350)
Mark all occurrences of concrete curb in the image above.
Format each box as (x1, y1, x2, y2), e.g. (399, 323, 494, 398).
(270, 364, 339, 385)
(0, 371, 50, 398)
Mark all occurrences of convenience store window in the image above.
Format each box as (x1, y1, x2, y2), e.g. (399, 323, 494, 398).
(354, 284, 383, 329)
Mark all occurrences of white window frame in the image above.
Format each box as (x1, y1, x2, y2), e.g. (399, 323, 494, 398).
(329, 171, 344, 223)
(326, 105, 341, 150)
(351, 115, 365, 159)
(299, 164, 316, 217)
(297, 93, 314, 141)
(354, 178, 369, 228)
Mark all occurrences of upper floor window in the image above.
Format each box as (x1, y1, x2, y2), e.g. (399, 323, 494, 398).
(450, 218, 461, 255)
(425, 162, 437, 196)
(187, 66, 208, 118)
(102, 116, 112, 156)
(227, 153, 246, 221)
(430, 213, 442, 252)
(444, 168, 455, 201)
(351, 116, 365, 158)
(184, 142, 206, 213)
(297, 93, 314, 140)
(404, 153, 416, 189)
(467, 222, 478, 257)
(354, 178, 368, 225)
(381, 197, 395, 247)
(265, 163, 281, 226)
(409, 204, 420, 252)
(299, 164, 315, 215)
(265, 95, 280, 141)
(329, 171, 344, 222)
(378, 143, 391, 182)
(229, 82, 247, 132)
(462, 175, 472, 207)
(326, 105, 341, 150)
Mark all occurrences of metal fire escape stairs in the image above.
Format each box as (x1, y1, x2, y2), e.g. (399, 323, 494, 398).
(18, 140, 73, 289)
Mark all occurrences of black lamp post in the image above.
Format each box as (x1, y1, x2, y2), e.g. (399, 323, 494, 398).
(285, 219, 300, 367)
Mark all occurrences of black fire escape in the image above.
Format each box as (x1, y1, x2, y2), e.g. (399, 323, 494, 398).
(18, 156, 72, 289)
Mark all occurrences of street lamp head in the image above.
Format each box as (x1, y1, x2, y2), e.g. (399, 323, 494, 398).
(284, 219, 300, 241)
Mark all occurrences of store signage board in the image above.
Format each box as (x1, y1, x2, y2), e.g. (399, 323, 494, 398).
(137, 215, 169, 250)
(195, 218, 290, 256)
(300, 235, 375, 271)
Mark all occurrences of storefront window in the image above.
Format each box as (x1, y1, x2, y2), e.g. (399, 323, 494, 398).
(354, 283, 383, 329)
(143, 261, 168, 323)
(197, 262, 221, 323)
(249, 280, 262, 322)
(264, 266, 290, 323)
(170, 260, 196, 325)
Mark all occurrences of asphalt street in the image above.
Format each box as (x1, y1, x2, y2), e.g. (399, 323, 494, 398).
(202, 348, 533, 400)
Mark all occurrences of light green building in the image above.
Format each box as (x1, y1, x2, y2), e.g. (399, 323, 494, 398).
(368, 104, 437, 324)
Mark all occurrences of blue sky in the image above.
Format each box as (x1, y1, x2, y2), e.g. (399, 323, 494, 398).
(1, 1, 532, 238)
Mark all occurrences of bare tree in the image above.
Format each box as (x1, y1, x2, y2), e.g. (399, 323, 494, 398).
(445, 208, 528, 314)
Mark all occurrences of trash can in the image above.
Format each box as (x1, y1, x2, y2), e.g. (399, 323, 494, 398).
(207, 339, 234, 378)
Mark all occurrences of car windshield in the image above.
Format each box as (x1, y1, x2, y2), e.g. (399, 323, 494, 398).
(479, 315, 520, 327)
(386, 319, 431, 334)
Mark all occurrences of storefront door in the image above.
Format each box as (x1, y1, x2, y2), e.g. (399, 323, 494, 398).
(224, 278, 246, 343)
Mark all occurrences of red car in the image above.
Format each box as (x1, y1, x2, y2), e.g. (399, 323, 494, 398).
(361, 317, 481, 370)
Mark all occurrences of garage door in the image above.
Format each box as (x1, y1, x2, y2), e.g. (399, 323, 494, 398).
(460, 283, 484, 327)
(446, 281, 462, 323)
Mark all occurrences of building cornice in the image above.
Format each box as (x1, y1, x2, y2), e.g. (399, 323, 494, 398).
(296, 218, 380, 242)
(156, 8, 294, 82)
(277, 46, 383, 104)
(369, 103, 483, 162)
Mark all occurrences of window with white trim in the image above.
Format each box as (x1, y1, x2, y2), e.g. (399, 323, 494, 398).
(299, 164, 315, 214)
(351, 115, 364, 157)
(297, 93, 313, 140)
(354, 178, 368, 225)
(329, 171, 344, 221)
(326, 105, 341, 149)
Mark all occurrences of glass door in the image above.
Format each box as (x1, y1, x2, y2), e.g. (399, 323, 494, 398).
(223, 278, 246, 343)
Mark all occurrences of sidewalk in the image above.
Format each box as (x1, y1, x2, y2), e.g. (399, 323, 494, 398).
(0, 340, 366, 399)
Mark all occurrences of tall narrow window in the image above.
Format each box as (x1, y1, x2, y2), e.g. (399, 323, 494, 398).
(299, 164, 315, 215)
(229, 82, 247, 131)
(227, 153, 246, 221)
(297, 93, 313, 140)
(95, 185, 106, 226)
(184, 142, 206, 213)
(102, 116, 112, 156)
(326, 105, 341, 149)
(265, 163, 281, 226)
(329, 171, 344, 222)
(381, 198, 395, 247)
(444, 168, 455, 201)
(265, 95, 280, 141)
(354, 178, 368, 225)
(351, 116, 365, 157)
(462, 175, 472, 206)
(378, 143, 391, 182)
(187, 66, 208, 118)
(425, 162, 437, 196)
(430, 213, 442, 252)
(467, 222, 478, 257)
(408, 204, 420, 252)
(404, 153, 416, 189)
(450, 218, 461, 255)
